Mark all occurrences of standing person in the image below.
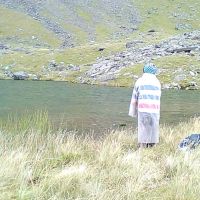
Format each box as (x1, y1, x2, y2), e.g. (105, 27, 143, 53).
(129, 64, 161, 148)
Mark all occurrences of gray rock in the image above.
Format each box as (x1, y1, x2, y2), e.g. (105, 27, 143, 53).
(126, 40, 143, 48)
(174, 74, 187, 82)
(4, 70, 13, 78)
(47, 61, 80, 72)
(175, 23, 193, 30)
(162, 84, 171, 90)
(114, 57, 121, 61)
(67, 64, 80, 71)
(12, 71, 29, 80)
(99, 74, 115, 82)
(166, 47, 197, 53)
(155, 44, 161, 48)
(49, 60, 57, 68)
(58, 71, 69, 78)
(171, 83, 181, 90)
(189, 71, 197, 76)
(0, 44, 8, 50)
(28, 74, 39, 80)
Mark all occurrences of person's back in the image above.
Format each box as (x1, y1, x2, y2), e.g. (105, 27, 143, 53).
(129, 64, 161, 148)
(136, 73, 161, 114)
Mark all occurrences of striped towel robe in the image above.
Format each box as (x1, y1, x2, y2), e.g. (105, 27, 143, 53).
(129, 73, 161, 144)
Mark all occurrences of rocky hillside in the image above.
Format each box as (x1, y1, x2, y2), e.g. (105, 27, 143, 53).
(0, 0, 139, 48)
(83, 31, 200, 90)
(0, 0, 200, 89)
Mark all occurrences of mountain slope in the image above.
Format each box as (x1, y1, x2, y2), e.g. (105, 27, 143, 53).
(134, 0, 200, 37)
(0, 0, 140, 47)
(1, 0, 200, 48)
(0, 0, 200, 89)
(0, 5, 61, 48)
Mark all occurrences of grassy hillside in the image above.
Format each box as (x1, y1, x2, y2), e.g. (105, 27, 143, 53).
(0, 6, 61, 48)
(0, 42, 125, 82)
(0, 0, 200, 87)
(0, 0, 139, 47)
(0, 112, 200, 199)
(134, 0, 200, 36)
(1, 0, 200, 47)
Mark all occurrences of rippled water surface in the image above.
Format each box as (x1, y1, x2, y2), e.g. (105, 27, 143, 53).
(0, 80, 199, 131)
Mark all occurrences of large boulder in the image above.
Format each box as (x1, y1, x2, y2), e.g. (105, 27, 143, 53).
(12, 71, 29, 80)
(0, 44, 8, 50)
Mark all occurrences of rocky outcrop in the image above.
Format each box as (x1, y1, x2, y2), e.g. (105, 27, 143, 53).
(0, 44, 8, 50)
(126, 40, 143, 48)
(166, 47, 197, 54)
(81, 31, 200, 90)
(45, 60, 80, 72)
(12, 71, 29, 80)
(3, 70, 40, 80)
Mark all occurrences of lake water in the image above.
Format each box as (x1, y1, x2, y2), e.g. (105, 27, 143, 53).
(0, 80, 199, 131)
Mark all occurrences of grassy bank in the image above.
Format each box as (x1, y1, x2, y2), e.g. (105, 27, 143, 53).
(0, 113, 200, 199)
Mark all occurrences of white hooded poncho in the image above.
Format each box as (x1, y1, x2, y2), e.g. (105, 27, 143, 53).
(129, 73, 161, 144)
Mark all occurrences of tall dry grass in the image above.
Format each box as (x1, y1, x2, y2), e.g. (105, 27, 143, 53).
(0, 112, 199, 200)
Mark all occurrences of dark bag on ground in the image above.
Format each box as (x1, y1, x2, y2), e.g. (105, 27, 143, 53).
(179, 134, 200, 150)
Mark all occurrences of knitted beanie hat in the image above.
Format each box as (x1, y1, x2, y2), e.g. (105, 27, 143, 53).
(143, 64, 158, 75)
